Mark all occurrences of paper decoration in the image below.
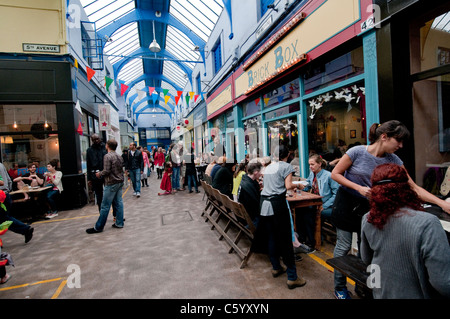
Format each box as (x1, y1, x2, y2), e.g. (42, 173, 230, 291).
(149, 87, 155, 95)
(74, 59, 78, 69)
(189, 92, 195, 99)
(152, 93, 158, 104)
(104, 76, 113, 94)
(177, 91, 183, 97)
(175, 96, 180, 105)
(76, 122, 83, 135)
(164, 95, 171, 105)
(264, 97, 270, 106)
(86, 66, 95, 82)
(120, 83, 129, 96)
(163, 89, 169, 97)
(75, 100, 82, 114)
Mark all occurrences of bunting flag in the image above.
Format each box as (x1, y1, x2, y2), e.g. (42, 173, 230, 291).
(194, 94, 199, 103)
(149, 87, 155, 95)
(264, 97, 270, 106)
(277, 96, 284, 104)
(86, 66, 96, 82)
(164, 95, 171, 105)
(120, 83, 129, 96)
(177, 91, 183, 97)
(163, 89, 170, 97)
(74, 59, 78, 69)
(137, 90, 146, 101)
(75, 100, 82, 114)
(189, 91, 195, 100)
(76, 121, 83, 135)
(185, 94, 190, 105)
(104, 76, 113, 94)
(175, 96, 180, 105)
(152, 93, 158, 104)
(255, 98, 260, 106)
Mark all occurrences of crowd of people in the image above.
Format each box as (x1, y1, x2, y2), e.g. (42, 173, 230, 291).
(1, 120, 450, 299)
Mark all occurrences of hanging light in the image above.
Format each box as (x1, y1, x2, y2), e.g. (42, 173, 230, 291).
(13, 121, 17, 129)
(149, 20, 161, 53)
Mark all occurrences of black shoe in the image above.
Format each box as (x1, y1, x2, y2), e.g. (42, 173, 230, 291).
(189, 190, 193, 193)
(195, 190, 200, 193)
(112, 224, 123, 229)
(25, 227, 34, 243)
(86, 227, 102, 234)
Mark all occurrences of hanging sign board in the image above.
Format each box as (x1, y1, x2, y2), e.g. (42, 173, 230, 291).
(98, 103, 111, 131)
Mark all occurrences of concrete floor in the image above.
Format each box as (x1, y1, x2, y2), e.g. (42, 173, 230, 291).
(0, 173, 347, 299)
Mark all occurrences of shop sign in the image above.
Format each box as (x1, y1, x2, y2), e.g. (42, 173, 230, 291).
(98, 103, 111, 131)
(235, 0, 360, 97)
(23, 43, 60, 53)
(206, 84, 232, 117)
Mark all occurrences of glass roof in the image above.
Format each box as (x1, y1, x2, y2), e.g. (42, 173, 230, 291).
(79, 0, 224, 116)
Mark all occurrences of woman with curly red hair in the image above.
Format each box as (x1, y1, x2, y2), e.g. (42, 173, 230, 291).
(361, 163, 450, 298)
(330, 120, 450, 299)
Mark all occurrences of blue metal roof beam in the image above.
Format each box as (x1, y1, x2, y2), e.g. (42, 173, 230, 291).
(97, 8, 207, 65)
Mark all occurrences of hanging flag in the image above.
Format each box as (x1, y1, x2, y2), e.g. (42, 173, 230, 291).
(152, 93, 158, 104)
(175, 96, 180, 105)
(185, 94, 190, 105)
(200, 92, 205, 101)
(120, 83, 129, 96)
(264, 98, 270, 106)
(75, 100, 82, 114)
(76, 121, 83, 135)
(164, 95, 171, 105)
(74, 59, 78, 69)
(177, 91, 183, 97)
(86, 66, 95, 82)
(163, 89, 169, 97)
(194, 94, 199, 103)
(255, 98, 260, 106)
(189, 92, 195, 100)
(277, 96, 284, 104)
(149, 87, 155, 95)
(105, 76, 113, 94)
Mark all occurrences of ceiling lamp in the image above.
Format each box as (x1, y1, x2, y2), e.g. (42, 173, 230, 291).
(149, 20, 161, 53)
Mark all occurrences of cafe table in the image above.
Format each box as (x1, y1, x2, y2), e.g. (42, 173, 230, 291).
(9, 185, 52, 196)
(286, 190, 323, 251)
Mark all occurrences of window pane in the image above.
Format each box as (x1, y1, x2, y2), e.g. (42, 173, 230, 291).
(267, 117, 299, 171)
(412, 74, 450, 190)
(0, 105, 58, 133)
(306, 81, 366, 164)
(265, 102, 300, 120)
(263, 80, 300, 109)
(244, 115, 262, 160)
(303, 46, 364, 94)
(243, 98, 261, 117)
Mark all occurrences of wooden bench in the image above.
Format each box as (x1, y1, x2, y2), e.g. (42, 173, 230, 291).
(326, 254, 373, 299)
(200, 180, 256, 268)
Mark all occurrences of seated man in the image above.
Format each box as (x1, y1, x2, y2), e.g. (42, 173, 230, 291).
(237, 161, 263, 227)
(12, 163, 44, 199)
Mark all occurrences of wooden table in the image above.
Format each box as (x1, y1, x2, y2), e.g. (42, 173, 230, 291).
(10, 186, 51, 195)
(286, 191, 323, 250)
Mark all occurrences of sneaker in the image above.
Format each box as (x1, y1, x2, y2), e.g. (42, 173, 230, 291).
(334, 288, 352, 299)
(136, 192, 140, 197)
(112, 224, 123, 229)
(45, 212, 58, 219)
(287, 277, 307, 289)
(86, 227, 102, 234)
(295, 243, 316, 254)
(294, 254, 303, 262)
(271, 267, 286, 278)
(133, 192, 137, 196)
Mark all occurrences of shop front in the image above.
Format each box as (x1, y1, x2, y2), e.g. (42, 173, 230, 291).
(230, 0, 375, 177)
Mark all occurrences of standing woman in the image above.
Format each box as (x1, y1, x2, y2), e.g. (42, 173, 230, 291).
(43, 159, 63, 219)
(154, 147, 165, 179)
(330, 120, 450, 299)
(257, 144, 306, 290)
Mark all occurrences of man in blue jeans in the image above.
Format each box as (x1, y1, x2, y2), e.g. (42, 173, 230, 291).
(86, 139, 124, 234)
(125, 142, 143, 197)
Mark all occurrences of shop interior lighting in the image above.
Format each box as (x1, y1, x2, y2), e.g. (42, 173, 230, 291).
(243, 11, 307, 71)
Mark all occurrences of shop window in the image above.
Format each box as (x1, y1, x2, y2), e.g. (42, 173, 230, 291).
(263, 80, 300, 109)
(244, 115, 262, 160)
(306, 82, 366, 164)
(265, 102, 300, 121)
(267, 117, 299, 169)
(212, 39, 222, 75)
(243, 98, 261, 117)
(410, 10, 450, 74)
(303, 47, 364, 94)
(412, 75, 450, 191)
(261, 0, 275, 17)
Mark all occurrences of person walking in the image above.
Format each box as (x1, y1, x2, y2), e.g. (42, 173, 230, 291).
(361, 163, 450, 298)
(126, 142, 143, 197)
(169, 144, 182, 192)
(183, 148, 199, 193)
(330, 120, 450, 299)
(86, 134, 107, 211)
(254, 144, 306, 289)
(86, 139, 124, 234)
(137, 146, 150, 187)
(154, 147, 165, 179)
(43, 159, 63, 219)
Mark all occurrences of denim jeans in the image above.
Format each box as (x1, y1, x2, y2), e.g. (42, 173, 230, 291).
(333, 228, 360, 290)
(46, 189, 60, 212)
(95, 182, 124, 231)
(186, 174, 197, 191)
(172, 166, 180, 190)
(128, 168, 141, 193)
